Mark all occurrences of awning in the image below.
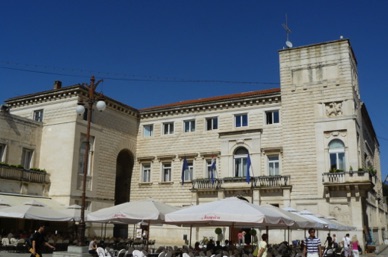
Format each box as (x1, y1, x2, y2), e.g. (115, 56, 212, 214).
(0, 193, 66, 209)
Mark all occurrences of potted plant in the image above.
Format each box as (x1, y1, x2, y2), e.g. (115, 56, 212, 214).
(215, 227, 223, 242)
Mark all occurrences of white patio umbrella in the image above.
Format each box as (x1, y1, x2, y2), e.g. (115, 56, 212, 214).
(299, 210, 349, 230)
(165, 197, 295, 246)
(261, 205, 321, 229)
(87, 199, 179, 224)
(282, 207, 327, 229)
(58, 204, 90, 222)
(0, 200, 72, 221)
(87, 199, 178, 250)
(165, 197, 295, 227)
(317, 215, 355, 231)
(0, 199, 11, 209)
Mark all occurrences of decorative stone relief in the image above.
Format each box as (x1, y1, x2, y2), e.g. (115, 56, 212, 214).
(329, 204, 351, 223)
(325, 101, 343, 117)
(324, 130, 347, 138)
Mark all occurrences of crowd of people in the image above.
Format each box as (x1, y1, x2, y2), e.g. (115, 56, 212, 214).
(303, 228, 361, 257)
(0, 224, 366, 257)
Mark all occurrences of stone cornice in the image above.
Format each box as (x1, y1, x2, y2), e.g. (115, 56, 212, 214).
(5, 85, 80, 107)
(198, 151, 221, 158)
(136, 156, 156, 162)
(260, 147, 283, 154)
(219, 129, 262, 137)
(177, 153, 199, 159)
(139, 88, 281, 119)
(5, 85, 140, 118)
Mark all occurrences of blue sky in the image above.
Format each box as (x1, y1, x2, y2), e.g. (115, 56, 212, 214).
(1, 1, 388, 178)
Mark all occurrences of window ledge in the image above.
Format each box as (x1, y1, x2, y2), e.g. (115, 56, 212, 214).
(139, 182, 153, 186)
(158, 181, 174, 185)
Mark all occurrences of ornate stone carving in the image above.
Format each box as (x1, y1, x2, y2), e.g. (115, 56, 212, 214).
(325, 101, 343, 117)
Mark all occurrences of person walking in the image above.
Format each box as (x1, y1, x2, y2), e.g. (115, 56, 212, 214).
(342, 233, 351, 257)
(351, 235, 360, 257)
(303, 228, 322, 257)
(324, 233, 333, 249)
(332, 234, 338, 249)
(255, 233, 268, 257)
(30, 224, 55, 257)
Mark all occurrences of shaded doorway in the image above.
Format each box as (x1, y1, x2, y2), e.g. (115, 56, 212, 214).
(113, 149, 134, 238)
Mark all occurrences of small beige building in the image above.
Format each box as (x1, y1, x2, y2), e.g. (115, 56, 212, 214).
(0, 38, 386, 247)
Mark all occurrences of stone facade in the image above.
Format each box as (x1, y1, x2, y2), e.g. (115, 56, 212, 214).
(0, 39, 386, 247)
(0, 110, 48, 195)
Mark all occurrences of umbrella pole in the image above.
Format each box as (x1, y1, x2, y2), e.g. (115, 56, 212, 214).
(287, 227, 290, 245)
(189, 225, 192, 247)
(146, 220, 150, 252)
(104, 223, 107, 240)
(266, 226, 269, 244)
(231, 223, 235, 241)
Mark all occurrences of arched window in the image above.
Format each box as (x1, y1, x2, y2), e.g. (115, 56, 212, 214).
(329, 139, 345, 171)
(234, 147, 249, 177)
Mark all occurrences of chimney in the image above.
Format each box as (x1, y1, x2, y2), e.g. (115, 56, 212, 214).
(53, 81, 62, 90)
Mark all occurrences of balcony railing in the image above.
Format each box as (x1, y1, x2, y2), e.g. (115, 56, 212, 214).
(191, 175, 291, 190)
(0, 165, 49, 183)
(252, 175, 291, 187)
(322, 171, 376, 184)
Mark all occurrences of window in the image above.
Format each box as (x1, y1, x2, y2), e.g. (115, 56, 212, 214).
(21, 148, 33, 169)
(162, 163, 172, 182)
(183, 161, 193, 182)
(234, 147, 249, 177)
(268, 155, 280, 175)
(142, 163, 151, 182)
(163, 122, 174, 135)
(329, 139, 345, 171)
(184, 120, 195, 132)
(207, 158, 217, 180)
(143, 125, 153, 137)
(235, 114, 248, 127)
(266, 110, 280, 124)
(75, 200, 91, 211)
(33, 109, 43, 122)
(0, 144, 5, 162)
(78, 134, 95, 176)
(82, 108, 94, 122)
(83, 108, 88, 121)
(206, 117, 218, 130)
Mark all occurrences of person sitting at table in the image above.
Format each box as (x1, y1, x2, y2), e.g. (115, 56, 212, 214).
(88, 237, 97, 257)
(206, 239, 215, 253)
(214, 241, 222, 254)
(228, 240, 236, 251)
(222, 240, 229, 251)
(193, 242, 201, 254)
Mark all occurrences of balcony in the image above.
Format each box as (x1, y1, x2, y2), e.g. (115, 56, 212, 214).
(0, 165, 49, 183)
(322, 171, 376, 197)
(322, 171, 376, 185)
(191, 175, 291, 193)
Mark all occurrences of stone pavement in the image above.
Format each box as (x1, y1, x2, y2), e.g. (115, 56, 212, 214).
(2, 245, 388, 257)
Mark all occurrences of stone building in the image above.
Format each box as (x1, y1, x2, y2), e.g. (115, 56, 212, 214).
(0, 38, 386, 246)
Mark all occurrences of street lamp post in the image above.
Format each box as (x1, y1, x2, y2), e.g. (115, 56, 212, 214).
(76, 75, 106, 246)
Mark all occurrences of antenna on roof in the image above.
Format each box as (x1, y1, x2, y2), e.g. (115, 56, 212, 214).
(282, 14, 293, 48)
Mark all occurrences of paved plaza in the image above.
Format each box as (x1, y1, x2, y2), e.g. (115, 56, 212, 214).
(2, 245, 388, 257)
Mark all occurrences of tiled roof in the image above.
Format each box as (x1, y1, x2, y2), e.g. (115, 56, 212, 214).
(140, 87, 280, 111)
